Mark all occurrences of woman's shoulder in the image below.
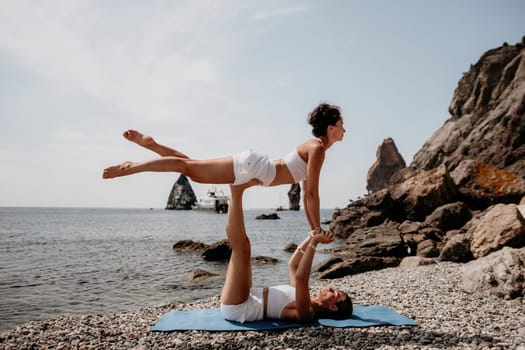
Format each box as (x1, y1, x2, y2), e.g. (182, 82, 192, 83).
(294, 140, 324, 164)
(299, 138, 324, 152)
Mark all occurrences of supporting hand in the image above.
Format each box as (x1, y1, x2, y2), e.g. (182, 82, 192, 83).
(310, 229, 334, 245)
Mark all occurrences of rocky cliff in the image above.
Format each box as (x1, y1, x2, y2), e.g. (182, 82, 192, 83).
(324, 39, 525, 297)
(411, 39, 525, 178)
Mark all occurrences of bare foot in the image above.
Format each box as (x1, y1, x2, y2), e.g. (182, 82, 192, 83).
(102, 161, 135, 179)
(123, 130, 154, 148)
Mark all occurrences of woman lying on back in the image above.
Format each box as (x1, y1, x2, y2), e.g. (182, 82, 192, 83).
(220, 180, 352, 323)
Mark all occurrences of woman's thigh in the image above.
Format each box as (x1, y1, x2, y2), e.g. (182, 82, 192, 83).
(186, 157, 235, 184)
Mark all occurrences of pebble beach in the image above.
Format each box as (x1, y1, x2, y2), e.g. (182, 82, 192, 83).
(2, 262, 524, 350)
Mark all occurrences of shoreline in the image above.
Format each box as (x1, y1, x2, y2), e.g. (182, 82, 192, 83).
(2, 262, 524, 350)
(0, 207, 321, 336)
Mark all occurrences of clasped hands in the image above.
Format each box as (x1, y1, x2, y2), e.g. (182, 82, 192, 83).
(309, 228, 334, 244)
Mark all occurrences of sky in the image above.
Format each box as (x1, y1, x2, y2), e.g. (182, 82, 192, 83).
(0, 0, 524, 210)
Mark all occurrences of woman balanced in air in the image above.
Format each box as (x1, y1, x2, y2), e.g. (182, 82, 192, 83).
(222, 180, 352, 323)
(102, 103, 346, 233)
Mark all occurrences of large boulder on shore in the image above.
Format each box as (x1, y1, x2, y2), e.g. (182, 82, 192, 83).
(390, 165, 458, 221)
(330, 165, 461, 239)
(423, 201, 472, 232)
(318, 256, 401, 279)
(340, 223, 406, 258)
(329, 189, 395, 238)
(451, 160, 525, 209)
(461, 247, 525, 299)
(321, 223, 405, 279)
(439, 233, 474, 263)
(466, 203, 525, 258)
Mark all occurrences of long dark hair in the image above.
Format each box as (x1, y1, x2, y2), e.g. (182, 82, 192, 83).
(307, 103, 342, 137)
(313, 292, 353, 320)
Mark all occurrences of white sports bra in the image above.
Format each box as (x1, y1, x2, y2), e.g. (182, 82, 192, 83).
(266, 285, 296, 319)
(282, 150, 307, 183)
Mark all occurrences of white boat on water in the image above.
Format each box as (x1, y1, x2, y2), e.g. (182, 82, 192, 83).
(192, 189, 229, 213)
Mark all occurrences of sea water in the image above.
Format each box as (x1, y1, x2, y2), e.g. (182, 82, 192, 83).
(0, 207, 336, 331)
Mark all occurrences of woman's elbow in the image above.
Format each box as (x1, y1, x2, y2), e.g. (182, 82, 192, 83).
(296, 309, 314, 323)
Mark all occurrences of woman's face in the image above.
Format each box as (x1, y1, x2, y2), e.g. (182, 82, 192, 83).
(316, 287, 346, 308)
(328, 119, 346, 142)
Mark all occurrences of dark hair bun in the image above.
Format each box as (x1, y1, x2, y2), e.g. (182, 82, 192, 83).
(308, 103, 342, 137)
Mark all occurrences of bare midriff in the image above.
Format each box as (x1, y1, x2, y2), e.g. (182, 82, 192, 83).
(270, 160, 297, 186)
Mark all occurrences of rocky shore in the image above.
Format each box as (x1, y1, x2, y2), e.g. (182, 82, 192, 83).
(2, 262, 524, 350)
(320, 39, 525, 286)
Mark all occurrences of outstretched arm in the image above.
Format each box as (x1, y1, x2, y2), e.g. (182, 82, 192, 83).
(302, 144, 325, 232)
(288, 232, 314, 286)
(290, 230, 334, 322)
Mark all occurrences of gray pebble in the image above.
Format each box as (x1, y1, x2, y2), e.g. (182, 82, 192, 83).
(1, 262, 524, 349)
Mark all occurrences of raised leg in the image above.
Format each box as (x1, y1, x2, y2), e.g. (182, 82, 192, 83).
(123, 129, 190, 159)
(102, 156, 236, 183)
(220, 180, 260, 305)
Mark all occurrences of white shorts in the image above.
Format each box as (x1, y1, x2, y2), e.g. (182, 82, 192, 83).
(232, 150, 276, 187)
(220, 287, 264, 323)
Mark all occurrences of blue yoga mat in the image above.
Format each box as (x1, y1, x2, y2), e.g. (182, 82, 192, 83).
(151, 306, 417, 332)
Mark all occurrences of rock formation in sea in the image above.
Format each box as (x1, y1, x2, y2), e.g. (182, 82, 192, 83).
(366, 138, 406, 193)
(187, 269, 219, 283)
(288, 183, 301, 210)
(165, 175, 197, 210)
(256, 213, 280, 220)
(324, 39, 525, 299)
(173, 239, 279, 265)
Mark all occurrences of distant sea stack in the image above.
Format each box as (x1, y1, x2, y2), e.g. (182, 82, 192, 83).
(288, 183, 301, 210)
(166, 175, 197, 210)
